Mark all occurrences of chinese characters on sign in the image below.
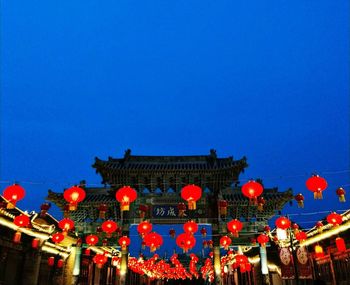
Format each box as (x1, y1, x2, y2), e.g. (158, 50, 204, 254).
(152, 206, 179, 218)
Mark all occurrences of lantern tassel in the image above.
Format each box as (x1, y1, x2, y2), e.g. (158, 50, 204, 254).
(338, 195, 346, 202)
(188, 200, 196, 210)
(314, 191, 323, 199)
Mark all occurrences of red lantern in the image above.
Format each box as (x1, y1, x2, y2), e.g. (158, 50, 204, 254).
(295, 231, 307, 242)
(32, 238, 40, 249)
(98, 204, 108, 219)
(115, 186, 137, 211)
(335, 237, 346, 252)
(257, 234, 269, 248)
(220, 236, 232, 250)
(327, 212, 343, 226)
(235, 254, 248, 265)
(93, 254, 108, 269)
(48, 256, 55, 266)
(203, 240, 208, 248)
(275, 216, 291, 230)
(52, 232, 65, 243)
(227, 219, 243, 237)
(101, 220, 118, 238)
(102, 239, 108, 246)
(14, 214, 30, 227)
(264, 225, 271, 233)
(292, 223, 300, 234)
(257, 197, 265, 211)
(177, 202, 186, 217)
(336, 188, 346, 202)
(241, 180, 263, 205)
(144, 232, 163, 252)
(3, 184, 25, 209)
(294, 193, 304, 208)
(58, 218, 75, 234)
(57, 259, 64, 268)
(208, 240, 213, 248)
(118, 236, 130, 250)
(86, 234, 99, 246)
(63, 204, 70, 218)
(40, 203, 51, 217)
(169, 228, 176, 238)
(84, 248, 91, 255)
(200, 227, 207, 237)
(183, 220, 198, 235)
(219, 200, 228, 216)
(139, 204, 148, 219)
(181, 185, 202, 210)
(13, 231, 22, 243)
(176, 233, 196, 253)
(306, 175, 327, 199)
(112, 256, 120, 267)
(63, 186, 86, 211)
(137, 221, 153, 238)
(314, 245, 324, 258)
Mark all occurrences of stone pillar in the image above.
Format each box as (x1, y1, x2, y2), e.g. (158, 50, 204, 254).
(214, 246, 222, 285)
(64, 247, 79, 285)
(21, 250, 42, 285)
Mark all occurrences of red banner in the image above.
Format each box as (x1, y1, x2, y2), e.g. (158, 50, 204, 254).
(296, 246, 313, 279)
(279, 247, 295, 279)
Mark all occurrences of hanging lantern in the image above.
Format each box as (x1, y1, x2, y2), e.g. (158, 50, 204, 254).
(13, 214, 30, 243)
(176, 233, 196, 253)
(98, 204, 108, 219)
(295, 231, 307, 243)
(183, 220, 198, 235)
(219, 200, 228, 216)
(257, 197, 265, 211)
(139, 204, 149, 219)
(32, 238, 40, 249)
(264, 225, 271, 234)
(294, 193, 305, 208)
(203, 240, 208, 248)
(208, 240, 213, 248)
(58, 218, 75, 235)
(335, 237, 346, 252)
(112, 256, 120, 267)
(251, 238, 257, 246)
(314, 245, 324, 258)
(241, 180, 263, 205)
(227, 219, 243, 237)
(57, 259, 64, 268)
(275, 216, 291, 230)
(93, 254, 108, 269)
(63, 204, 70, 218)
(220, 236, 232, 250)
(40, 203, 51, 217)
(292, 223, 300, 234)
(235, 254, 248, 265)
(63, 186, 86, 211)
(306, 175, 327, 199)
(48, 256, 55, 267)
(169, 228, 176, 238)
(96, 226, 103, 237)
(101, 220, 118, 238)
(141, 240, 146, 250)
(52, 232, 65, 243)
(316, 221, 323, 233)
(200, 227, 207, 237)
(115, 186, 137, 211)
(86, 234, 99, 246)
(144, 232, 163, 252)
(137, 221, 153, 238)
(118, 236, 131, 251)
(102, 239, 108, 246)
(177, 202, 187, 217)
(181, 185, 202, 210)
(336, 187, 346, 202)
(84, 248, 91, 255)
(3, 184, 26, 209)
(327, 212, 343, 226)
(257, 234, 269, 248)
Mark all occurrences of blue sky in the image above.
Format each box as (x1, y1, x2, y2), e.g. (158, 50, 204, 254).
(1, 0, 349, 237)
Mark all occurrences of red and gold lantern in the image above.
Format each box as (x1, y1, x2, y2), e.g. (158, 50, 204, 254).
(176, 233, 196, 253)
(327, 212, 343, 226)
(219, 200, 228, 216)
(13, 214, 30, 243)
(115, 186, 137, 211)
(336, 187, 346, 202)
(118, 236, 130, 250)
(40, 203, 51, 217)
(200, 227, 207, 237)
(181, 185, 202, 210)
(314, 245, 324, 258)
(63, 186, 86, 211)
(177, 202, 186, 217)
(32, 238, 40, 249)
(335, 237, 346, 252)
(144, 232, 163, 252)
(57, 259, 64, 268)
(48, 256, 55, 266)
(52, 232, 65, 243)
(3, 184, 25, 209)
(139, 204, 148, 219)
(306, 175, 327, 199)
(58, 218, 75, 235)
(294, 193, 304, 208)
(264, 225, 271, 234)
(137, 221, 153, 238)
(227, 219, 243, 237)
(183, 220, 198, 235)
(220, 235, 232, 250)
(257, 196, 265, 211)
(86, 234, 99, 246)
(93, 254, 107, 269)
(241, 180, 263, 205)
(169, 228, 176, 238)
(316, 221, 323, 233)
(295, 231, 307, 243)
(257, 234, 269, 248)
(101, 220, 118, 238)
(275, 216, 291, 230)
